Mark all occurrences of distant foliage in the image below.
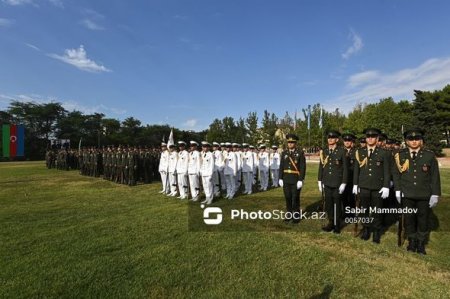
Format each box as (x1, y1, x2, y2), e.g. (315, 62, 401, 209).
(1, 85, 449, 160)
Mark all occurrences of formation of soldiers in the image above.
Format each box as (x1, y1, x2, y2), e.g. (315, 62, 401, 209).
(47, 146, 161, 186)
(46, 127, 441, 255)
(45, 149, 79, 170)
(314, 128, 441, 255)
(158, 141, 281, 204)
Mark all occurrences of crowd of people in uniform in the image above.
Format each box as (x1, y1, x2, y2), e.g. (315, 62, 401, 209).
(46, 146, 161, 186)
(45, 126, 441, 255)
(313, 128, 441, 255)
(158, 141, 282, 205)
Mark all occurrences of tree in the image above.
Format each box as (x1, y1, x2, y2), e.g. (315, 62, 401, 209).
(413, 90, 444, 155)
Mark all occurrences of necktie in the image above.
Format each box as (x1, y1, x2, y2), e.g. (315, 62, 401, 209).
(369, 148, 373, 158)
(412, 151, 417, 160)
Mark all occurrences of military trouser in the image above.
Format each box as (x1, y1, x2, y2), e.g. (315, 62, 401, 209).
(219, 170, 227, 191)
(160, 171, 169, 193)
(168, 172, 177, 194)
(403, 198, 430, 242)
(324, 185, 342, 226)
(201, 175, 214, 203)
(359, 188, 383, 231)
(188, 173, 200, 198)
(259, 170, 269, 191)
(242, 171, 253, 194)
(270, 169, 279, 187)
(235, 170, 242, 193)
(177, 173, 189, 198)
(342, 183, 355, 219)
(283, 183, 301, 222)
(212, 170, 221, 196)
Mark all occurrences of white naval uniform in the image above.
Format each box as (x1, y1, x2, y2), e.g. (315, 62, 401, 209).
(242, 151, 255, 194)
(176, 150, 189, 199)
(258, 151, 269, 191)
(219, 150, 227, 191)
(200, 151, 215, 204)
(269, 151, 280, 187)
(213, 150, 224, 196)
(158, 150, 169, 193)
(188, 150, 201, 200)
(223, 151, 238, 199)
(253, 151, 259, 184)
(168, 150, 178, 195)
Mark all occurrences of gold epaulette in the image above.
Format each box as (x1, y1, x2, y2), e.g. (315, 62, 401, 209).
(395, 152, 409, 173)
(355, 150, 367, 168)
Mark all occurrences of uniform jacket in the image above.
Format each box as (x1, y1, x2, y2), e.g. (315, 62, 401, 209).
(318, 146, 348, 188)
(353, 146, 390, 190)
(176, 150, 189, 174)
(279, 149, 306, 184)
(158, 150, 169, 172)
(188, 150, 201, 175)
(392, 148, 441, 199)
(168, 151, 178, 173)
(242, 151, 255, 172)
(224, 151, 238, 176)
(270, 152, 280, 170)
(213, 150, 224, 171)
(200, 151, 215, 177)
(258, 151, 270, 172)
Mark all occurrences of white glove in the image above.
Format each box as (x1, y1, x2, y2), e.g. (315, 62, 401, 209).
(278, 179, 284, 187)
(429, 195, 439, 208)
(352, 185, 359, 194)
(379, 187, 389, 199)
(338, 183, 346, 194)
(318, 181, 323, 192)
(395, 191, 402, 204)
(296, 181, 303, 190)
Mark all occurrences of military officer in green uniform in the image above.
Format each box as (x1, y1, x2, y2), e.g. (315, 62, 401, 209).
(392, 128, 441, 254)
(278, 134, 306, 224)
(318, 130, 348, 233)
(353, 128, 391, 243)
(342, 132, 357, 217)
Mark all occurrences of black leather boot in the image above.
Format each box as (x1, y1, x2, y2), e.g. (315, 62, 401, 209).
(322, 221, 334, 232)
(417, 241, 427, 255)
(372, 230, 380, 244)
(361, 227, 370, 240)
(406, 239, 417, 252)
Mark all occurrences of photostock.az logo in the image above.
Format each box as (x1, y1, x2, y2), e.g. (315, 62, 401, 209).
(201, 204, 223, 225)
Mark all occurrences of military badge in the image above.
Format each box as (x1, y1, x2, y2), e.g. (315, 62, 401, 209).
(335, 160, 340, 165)
(422, 164, 429, 172)
(376, 161, 381, 166)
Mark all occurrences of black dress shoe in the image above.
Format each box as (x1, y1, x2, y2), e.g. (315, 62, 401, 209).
(417, 241, 427, 255)
(406, 239, 417, 252)
(322, 222, 334, 232)
(372, 231, 381, 244)
(360, 228, 370, 240)
(333, 228, 341, 234)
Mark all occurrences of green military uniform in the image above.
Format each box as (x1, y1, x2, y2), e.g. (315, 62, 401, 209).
(278, 134, 306, 223)
(342, 133, 357, 218)
(353, 128, 391, 243)
(318, 130, 348, 233)
(392, 128, 441, 254)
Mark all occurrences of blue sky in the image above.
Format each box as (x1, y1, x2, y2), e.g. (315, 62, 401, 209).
(1, 0, 450, 131)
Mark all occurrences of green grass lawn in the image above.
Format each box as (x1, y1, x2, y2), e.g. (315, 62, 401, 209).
(1, 161, 449, 298)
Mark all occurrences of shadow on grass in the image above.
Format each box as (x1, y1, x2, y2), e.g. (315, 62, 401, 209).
(309, 284, 333, 299)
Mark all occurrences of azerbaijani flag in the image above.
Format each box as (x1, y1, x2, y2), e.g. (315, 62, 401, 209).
(2, 124, 25, 158)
